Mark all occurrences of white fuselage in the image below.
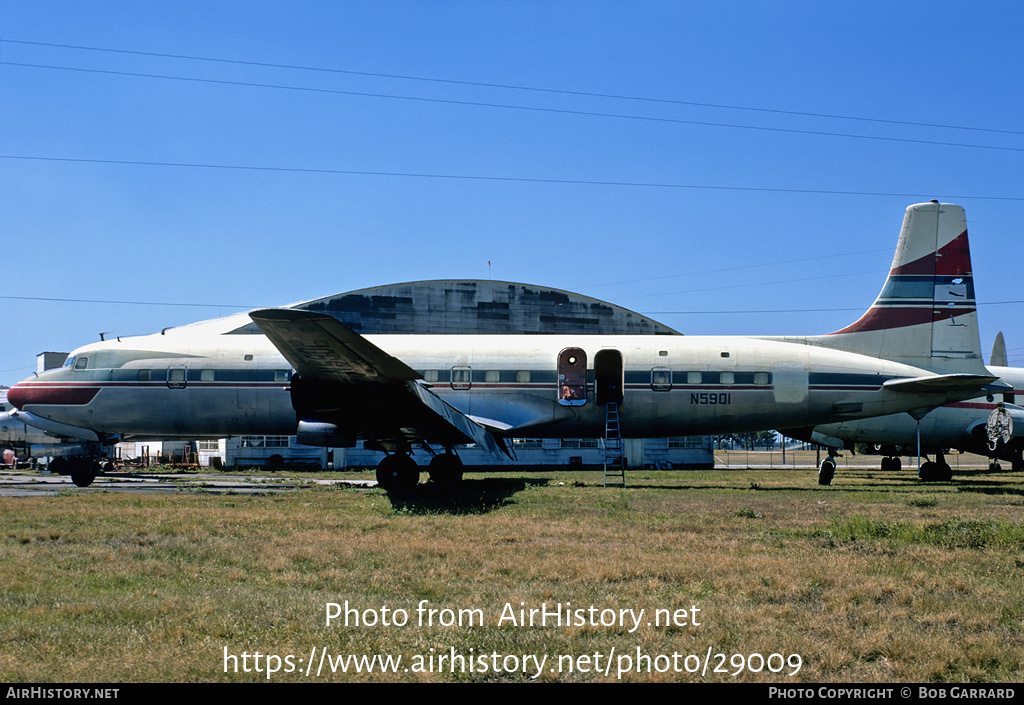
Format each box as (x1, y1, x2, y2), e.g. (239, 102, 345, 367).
(7, 321, 994, 444)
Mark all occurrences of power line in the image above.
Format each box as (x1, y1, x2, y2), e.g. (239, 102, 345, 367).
(4, 291, 1020, 316)
(0, 295, 255, 309)
(646, 300, 1024, 315)
(3, 154, 1023, 201)
(573, 247, 890, 290)
(5, 60, 1024, 155)
(4, 38, 1023, 138)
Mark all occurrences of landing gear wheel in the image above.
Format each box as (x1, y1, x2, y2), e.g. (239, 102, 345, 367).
(881, 456, 901, 472)
(917, 461, 939, 482)
(49, 457, 70, 476)
(428, 453, 464, 484)
(376, 454, 420, 490)
(989, 460, 1002, 472)
(818, 457, 836, 486)
(70, 458, 97, 488)
(938, 462, 953, 482)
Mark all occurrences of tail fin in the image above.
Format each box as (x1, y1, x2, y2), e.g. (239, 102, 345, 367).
(806, 201, 986, 374)
(991, 332, 1007, 367)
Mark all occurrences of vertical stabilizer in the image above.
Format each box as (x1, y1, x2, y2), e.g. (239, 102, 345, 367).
(991, 332, 1007, 367)
(804, 202, 985, 373)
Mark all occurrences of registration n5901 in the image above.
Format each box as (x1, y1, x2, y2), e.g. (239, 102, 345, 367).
(690, 393, 731, 405)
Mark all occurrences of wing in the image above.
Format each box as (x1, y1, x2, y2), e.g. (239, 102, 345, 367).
(249, 308, 420, 384)
(249, 308, 510, 457)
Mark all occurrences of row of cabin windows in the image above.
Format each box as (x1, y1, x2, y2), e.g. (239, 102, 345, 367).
(422, 368, 772, 390)
(422, 369, 532, 384)
(65, 356, 290, 383)
(134, 369, 291, 383)
(66, 353, 767, 390)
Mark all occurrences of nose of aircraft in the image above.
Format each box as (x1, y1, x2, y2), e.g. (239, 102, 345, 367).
(5, 380, 100, 410)
(6, 381, 29, 410)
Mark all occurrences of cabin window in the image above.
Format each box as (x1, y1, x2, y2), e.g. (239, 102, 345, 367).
(451, 367, 472, 390)
(753, 372, 769, 386)
(137, 370, 151, 382)
(516, 370, 531, 383)
(74, 357, 88, 370)
(686, 371, 702, 385)
(720, 372, 735, 385)
(423, 370, 439, 383)
(274, 370, 290, 383)
(485, 370, 500, 383)
(200, 370, 215, 382)
(651, 368, 672, 391)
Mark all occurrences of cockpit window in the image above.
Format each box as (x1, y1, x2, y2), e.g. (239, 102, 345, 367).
(63, 355, 76, 368)
(74, 357, 89, 370)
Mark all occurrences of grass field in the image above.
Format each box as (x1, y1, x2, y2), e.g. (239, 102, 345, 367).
(2, 453, 1023, 683)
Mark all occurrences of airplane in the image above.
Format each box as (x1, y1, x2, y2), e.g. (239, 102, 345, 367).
(6, 201, 1005, 489)
(791, 334, 1024, 482)
(0, 389, 107, 471)
(1, 390, 77, 467)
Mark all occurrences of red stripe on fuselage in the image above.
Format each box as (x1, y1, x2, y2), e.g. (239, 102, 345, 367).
(7, 384, 101, 408)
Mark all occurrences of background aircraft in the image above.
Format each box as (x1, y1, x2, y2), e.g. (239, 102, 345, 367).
(8, 202, 1001, 489)
(793, 334, 1024, 482)
(0, 389, 85, 468)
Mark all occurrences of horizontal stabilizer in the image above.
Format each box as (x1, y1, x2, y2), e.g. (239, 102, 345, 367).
(882, 373, 1004, 394)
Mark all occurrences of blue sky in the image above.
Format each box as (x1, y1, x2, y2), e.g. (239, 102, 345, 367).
(2, 1, 1023, 386)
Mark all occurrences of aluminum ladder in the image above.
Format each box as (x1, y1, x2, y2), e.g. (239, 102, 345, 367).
(603, 402, 626, 487)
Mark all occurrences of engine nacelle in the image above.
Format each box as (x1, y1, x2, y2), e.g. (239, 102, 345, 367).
(296, 420, 356, 448)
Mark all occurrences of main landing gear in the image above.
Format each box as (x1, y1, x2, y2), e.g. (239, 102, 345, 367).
(817, 450, 838, 486)
(917, 452, 953, 482)
(880, 456, 902, 472)
(374, 451, 465, 490)
(427, 452, 464, 485)
(375, 454, 420, 490)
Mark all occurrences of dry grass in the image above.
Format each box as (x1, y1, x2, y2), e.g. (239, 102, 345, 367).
(1, 459, 1022, 682)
